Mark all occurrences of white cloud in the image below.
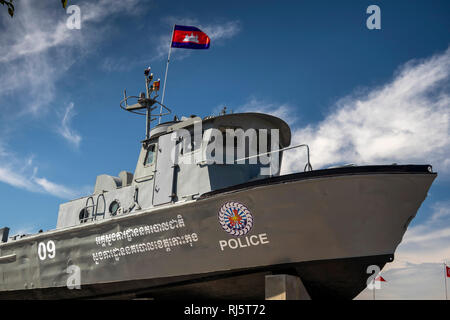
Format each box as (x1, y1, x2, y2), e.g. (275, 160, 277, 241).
(235, 48, 450, 265)
(235, 96, 298, 126)
(0, 151, 84, 199)
(391, 201, 450, 265)
(0, 9, 71, 63)
(0, 0, 144, 64)
(58, 102, 82, 148)
(100, 56, 135, 72)
(0, 164, 81, 199)
(100, 17, 240, 72)
(0, 3, 74, 115)
(356, 201, 450, 299)
(356, 262, 448, 300)
(33, 177, 81, 200)
(0, 0, 146, 114)
(431, 203, 450, 221)
(234, 48, 450, 299)
(0, 166, 36, 192)
(201, 20, 241, 42)
(279, 47, 450, 175)
(81, 0, 144, 23)
(0, 0, 143, 199)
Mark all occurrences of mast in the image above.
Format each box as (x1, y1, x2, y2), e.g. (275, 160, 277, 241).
(120, 67, 172, 142)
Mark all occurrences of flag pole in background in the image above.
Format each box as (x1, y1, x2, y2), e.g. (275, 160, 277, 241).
(373, 282, 375, 300)
(373, 275, 386, 300)
(445, 262, 448, 300)
(160, 25, 175, 123)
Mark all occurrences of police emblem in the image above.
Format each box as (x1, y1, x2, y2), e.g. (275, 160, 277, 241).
(218, 201, 253, 236)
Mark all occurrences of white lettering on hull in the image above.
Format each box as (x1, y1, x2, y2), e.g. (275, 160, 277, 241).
(219, 233, 269, 251)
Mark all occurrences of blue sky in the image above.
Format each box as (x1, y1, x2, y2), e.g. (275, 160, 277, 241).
(0, 0, 449, 299)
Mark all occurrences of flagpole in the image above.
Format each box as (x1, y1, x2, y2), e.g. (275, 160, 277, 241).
(445, 263, 448, 300)
(373, 283, 375, 300)
(160, 24, 175, 124)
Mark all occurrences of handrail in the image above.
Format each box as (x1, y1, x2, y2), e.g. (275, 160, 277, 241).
(84, 196, 95, 223)
(0, 253, 16, 263)
(235, 144, 313, 172)
(95, 193, 106, 220)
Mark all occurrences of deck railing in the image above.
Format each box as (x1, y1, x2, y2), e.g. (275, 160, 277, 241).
(235, 143, 313, 176)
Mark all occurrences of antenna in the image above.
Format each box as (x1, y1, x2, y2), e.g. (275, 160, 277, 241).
(120, 67, 172, 141)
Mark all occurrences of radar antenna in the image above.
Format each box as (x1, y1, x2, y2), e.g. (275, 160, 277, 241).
(120, 67, 171, 141)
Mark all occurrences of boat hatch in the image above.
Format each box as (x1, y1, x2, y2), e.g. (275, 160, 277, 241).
(0, 227, 9, 243)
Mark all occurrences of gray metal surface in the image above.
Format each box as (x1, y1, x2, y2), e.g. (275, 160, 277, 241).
(56, 113, 290, 230)
(0, 68, 435, 300)
(0, 170, 436, 299)
(0, 228, 9, 243)
(153, 133, 176, 206)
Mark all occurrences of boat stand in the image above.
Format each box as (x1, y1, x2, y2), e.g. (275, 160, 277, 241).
(265, 274, 311, 300)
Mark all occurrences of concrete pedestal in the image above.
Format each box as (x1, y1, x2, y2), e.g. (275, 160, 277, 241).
(265, 274, 311, 300)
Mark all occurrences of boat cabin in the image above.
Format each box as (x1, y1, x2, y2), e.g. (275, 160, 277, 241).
(55, 112, 291, 229)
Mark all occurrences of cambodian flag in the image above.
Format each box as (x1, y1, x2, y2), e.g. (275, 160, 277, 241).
(171, 25, 210, 49)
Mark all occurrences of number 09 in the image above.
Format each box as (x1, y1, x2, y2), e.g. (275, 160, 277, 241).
(38, 240, 56, 261)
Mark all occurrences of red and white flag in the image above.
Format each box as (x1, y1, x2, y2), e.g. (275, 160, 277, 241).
(171, 25, 210, 49)
(375, 275, 386, 282)
(446, 265, 450, 278)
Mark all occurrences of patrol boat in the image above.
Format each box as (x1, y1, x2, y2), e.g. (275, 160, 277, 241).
(0, 68, 437, 299)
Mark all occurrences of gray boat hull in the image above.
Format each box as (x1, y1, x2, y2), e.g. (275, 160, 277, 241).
(0, 165, 436, 299)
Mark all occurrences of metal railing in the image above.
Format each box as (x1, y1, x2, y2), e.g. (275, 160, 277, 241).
(235, 143, 312, 172)
(197, 143, 313, 175)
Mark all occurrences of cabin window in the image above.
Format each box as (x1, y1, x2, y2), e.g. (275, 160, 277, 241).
(144, 144, 156, 166)
(109, 200, 120, 216)
(79, 208, 89, 223)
